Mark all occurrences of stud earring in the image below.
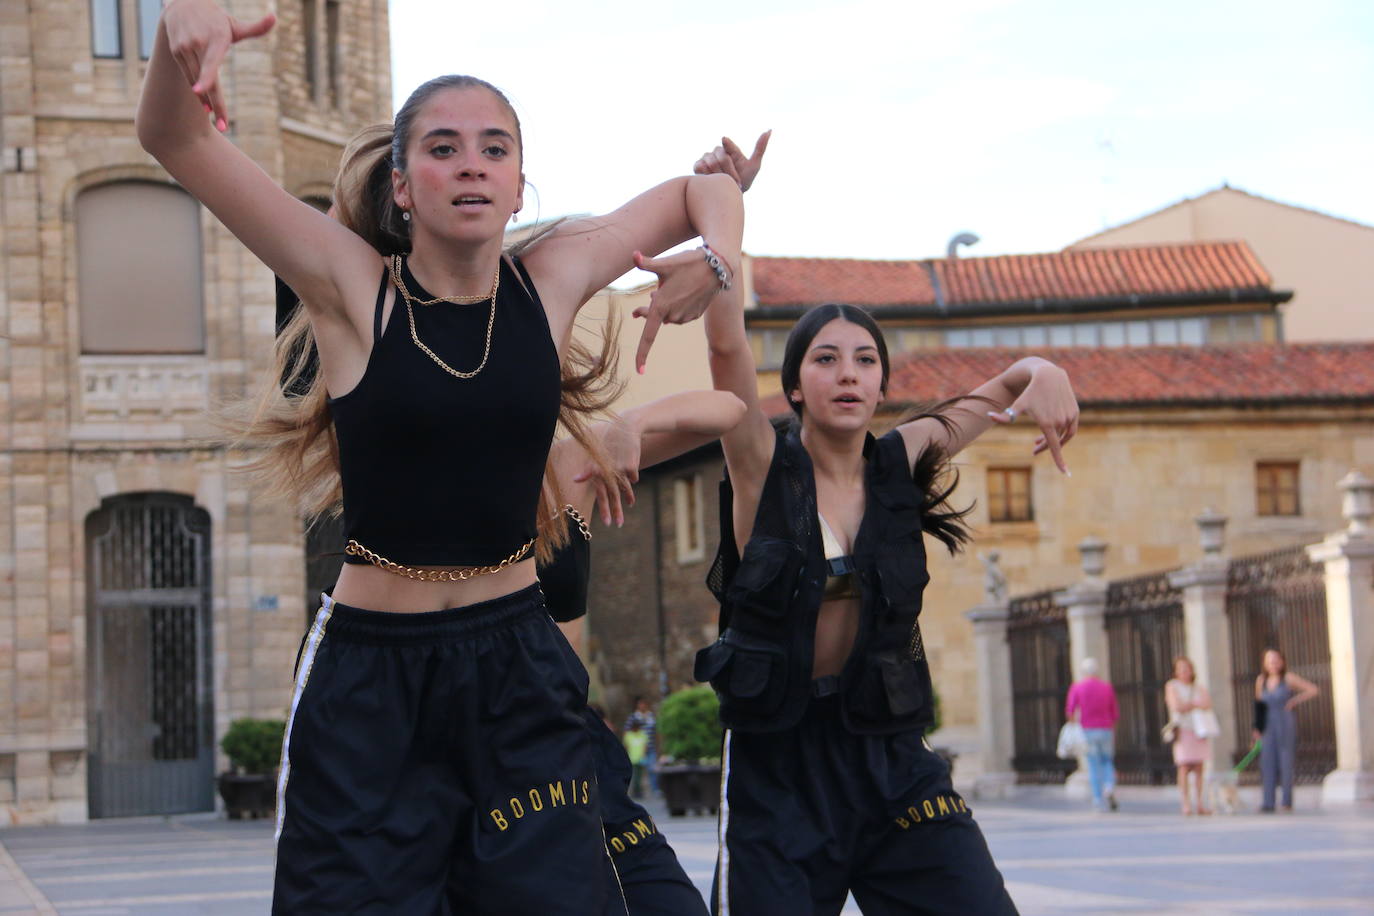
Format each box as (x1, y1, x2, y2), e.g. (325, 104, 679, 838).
(401, 210, 410, 222)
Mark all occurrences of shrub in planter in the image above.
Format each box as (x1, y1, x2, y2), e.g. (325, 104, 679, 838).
(657, 685, 723, 763)
(218, 717, 284, 819)
(656, 686, 723, 816)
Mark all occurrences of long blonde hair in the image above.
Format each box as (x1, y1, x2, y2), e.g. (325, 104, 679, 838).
(233, 79, 622, 563)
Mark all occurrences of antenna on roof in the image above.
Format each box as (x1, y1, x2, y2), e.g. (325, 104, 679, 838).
(947, 232, 979, 260)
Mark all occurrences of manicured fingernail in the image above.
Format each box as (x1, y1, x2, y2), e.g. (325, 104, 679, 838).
(638, 365, 645, 375)
(216, 118, 227, 132)
(1064, 468, 1073, 477)
(192, 83, 202, 93)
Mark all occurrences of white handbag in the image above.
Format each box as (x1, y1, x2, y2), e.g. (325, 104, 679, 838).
(1056, 721, 1086, 759)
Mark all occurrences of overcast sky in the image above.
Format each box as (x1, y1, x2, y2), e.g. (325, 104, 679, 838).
(389, 0, 1373, 265)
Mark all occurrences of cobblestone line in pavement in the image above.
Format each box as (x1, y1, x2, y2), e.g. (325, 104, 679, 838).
(0, 838, 57, 915)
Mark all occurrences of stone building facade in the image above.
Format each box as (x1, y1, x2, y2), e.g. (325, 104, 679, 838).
(588, 343, 1374, 748)
(0, 0, 390, 824)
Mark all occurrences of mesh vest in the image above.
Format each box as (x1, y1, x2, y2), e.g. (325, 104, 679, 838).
(697, 426, 935, 735)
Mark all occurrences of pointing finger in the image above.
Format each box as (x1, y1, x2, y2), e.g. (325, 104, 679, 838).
(635, 308, 664, 374)
(749, 129, 772, 164)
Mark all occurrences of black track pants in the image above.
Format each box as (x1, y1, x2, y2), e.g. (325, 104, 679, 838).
(712, 695, 1018, 916)
(273, 586, 627, 915)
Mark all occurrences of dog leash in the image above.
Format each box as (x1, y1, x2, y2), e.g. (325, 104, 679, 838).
(1233, 738, 1262, 772)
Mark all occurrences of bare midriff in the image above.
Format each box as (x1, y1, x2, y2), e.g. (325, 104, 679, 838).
(330, 557, 538, 613)
(812, 594, 861, 678)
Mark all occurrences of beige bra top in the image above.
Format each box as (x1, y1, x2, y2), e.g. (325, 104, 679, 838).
(819, 513, 862, 601)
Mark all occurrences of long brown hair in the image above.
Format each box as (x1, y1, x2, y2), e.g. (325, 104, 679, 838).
(778, 304, 984, 555)
(231, 76, 622, 563)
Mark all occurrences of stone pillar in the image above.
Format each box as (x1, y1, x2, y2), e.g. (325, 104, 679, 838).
(964, 603, 1016, 798)
(1057, 537, 1109, 799)
(1060, 537, 1110, 679)
(1168, 508, 1235, 773)
(1308, 471, 1374, 804)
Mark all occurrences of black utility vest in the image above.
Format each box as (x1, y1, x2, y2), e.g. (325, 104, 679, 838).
(697, 426, 935, 736)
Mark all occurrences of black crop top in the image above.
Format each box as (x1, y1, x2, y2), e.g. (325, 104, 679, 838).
(329, 256, 561, 567)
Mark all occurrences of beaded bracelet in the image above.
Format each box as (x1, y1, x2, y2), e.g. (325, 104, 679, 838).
(699, 243, 733, 291)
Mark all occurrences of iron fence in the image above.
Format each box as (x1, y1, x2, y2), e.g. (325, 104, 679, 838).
(1104, 571, 1185, 785)
(1007, 588, 1073, 783)
(1226, 545, 1335, 783)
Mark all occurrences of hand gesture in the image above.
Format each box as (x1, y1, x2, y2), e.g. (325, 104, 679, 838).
(573, 416, 639, 527)
(631, 249, 728, 373)
(987, 363, 1080, 475)
(163, 0, 276, 131)
(694, 131, 772, 192)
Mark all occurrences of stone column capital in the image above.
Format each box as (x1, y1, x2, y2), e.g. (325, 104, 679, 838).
(1056, 581, 1107, 618)
(963, 603, 1011, 627)
(1168, 562, 1229, 591)
(1307, 532, 1374, 565)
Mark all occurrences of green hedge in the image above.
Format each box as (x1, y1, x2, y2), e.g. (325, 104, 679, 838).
(656, 685, 723, 763)
(220, 718, 285, 775)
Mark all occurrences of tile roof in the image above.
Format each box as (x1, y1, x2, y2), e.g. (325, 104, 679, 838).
(760, 343, 1374, 416)
(750, 241, 1275, 309)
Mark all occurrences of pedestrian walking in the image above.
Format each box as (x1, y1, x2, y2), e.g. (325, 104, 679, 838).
(1065, 658, 1119, 812)
(625, 697, 661, 794)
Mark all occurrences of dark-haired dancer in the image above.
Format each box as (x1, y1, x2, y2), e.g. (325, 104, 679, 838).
(541, 390, 746, 915)
(694, 139, 1077, 914)
(139, 2, 742, 911)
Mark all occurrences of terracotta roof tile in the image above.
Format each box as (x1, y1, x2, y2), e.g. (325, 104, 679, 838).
(750, 241, 1274, 309)
(761, 343, 1374, 416)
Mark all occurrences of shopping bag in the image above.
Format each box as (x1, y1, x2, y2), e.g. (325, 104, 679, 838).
(1056, 721, 1085, 759)
(1191, 709, 1222, 739)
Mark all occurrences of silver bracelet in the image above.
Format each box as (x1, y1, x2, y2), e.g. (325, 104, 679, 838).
(699, 244, 732, 291)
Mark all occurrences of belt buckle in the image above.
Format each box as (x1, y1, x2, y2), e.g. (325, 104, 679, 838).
(812, 675, 840, 698)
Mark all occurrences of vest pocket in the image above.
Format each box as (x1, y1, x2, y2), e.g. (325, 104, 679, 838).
(726, 537, 805, 621)
(878, 650, 930, 718)
(876, 540, 931, 615)
(694, 628, 787, 714)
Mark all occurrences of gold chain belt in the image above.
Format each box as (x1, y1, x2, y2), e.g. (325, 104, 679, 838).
(344, 506, 591, 582)
(345, 536, 535, 581)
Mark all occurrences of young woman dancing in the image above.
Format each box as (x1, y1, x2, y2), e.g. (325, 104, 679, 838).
(138, 3, 742, 912)
(693, 137, 1078, 915)
(540, 389, 746, 915)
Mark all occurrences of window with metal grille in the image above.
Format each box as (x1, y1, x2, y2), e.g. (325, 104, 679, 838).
(1256, 461, 1300, 517)
(988, 467, 1033, 522)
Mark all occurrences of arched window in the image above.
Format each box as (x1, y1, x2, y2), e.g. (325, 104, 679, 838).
(77, 181, 204, 354)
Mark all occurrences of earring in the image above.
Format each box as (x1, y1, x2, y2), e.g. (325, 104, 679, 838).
(401, 210, 411, 222)
(511, 210, 520, 224)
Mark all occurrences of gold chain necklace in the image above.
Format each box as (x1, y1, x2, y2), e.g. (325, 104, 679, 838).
(391, 254, 500, 379)
(391, 253, 498, 305)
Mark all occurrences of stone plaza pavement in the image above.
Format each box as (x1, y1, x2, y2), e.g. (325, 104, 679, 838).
(0, 785, 1370, 914)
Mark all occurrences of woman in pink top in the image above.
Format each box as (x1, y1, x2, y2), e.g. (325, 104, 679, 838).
(1065, 658, 1119, 811)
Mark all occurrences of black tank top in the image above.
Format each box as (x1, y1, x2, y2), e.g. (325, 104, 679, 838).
(330, 256, 560, 567)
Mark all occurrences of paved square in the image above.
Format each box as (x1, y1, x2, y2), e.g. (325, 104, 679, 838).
(1, 786, 1370, 914)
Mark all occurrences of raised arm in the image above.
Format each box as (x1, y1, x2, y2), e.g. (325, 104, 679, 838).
(137, 1, 385, 361)
(520, 173, 744, 370)
(552, 390, 747, 526)
(897, 357, 1080, 475)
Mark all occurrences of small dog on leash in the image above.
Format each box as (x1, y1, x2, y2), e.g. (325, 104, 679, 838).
(1207, 770, 1242, 815)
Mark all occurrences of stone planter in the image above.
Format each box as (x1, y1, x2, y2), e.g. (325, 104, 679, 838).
(657, 763, 721, 817)
(218, 772, 276, 820)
